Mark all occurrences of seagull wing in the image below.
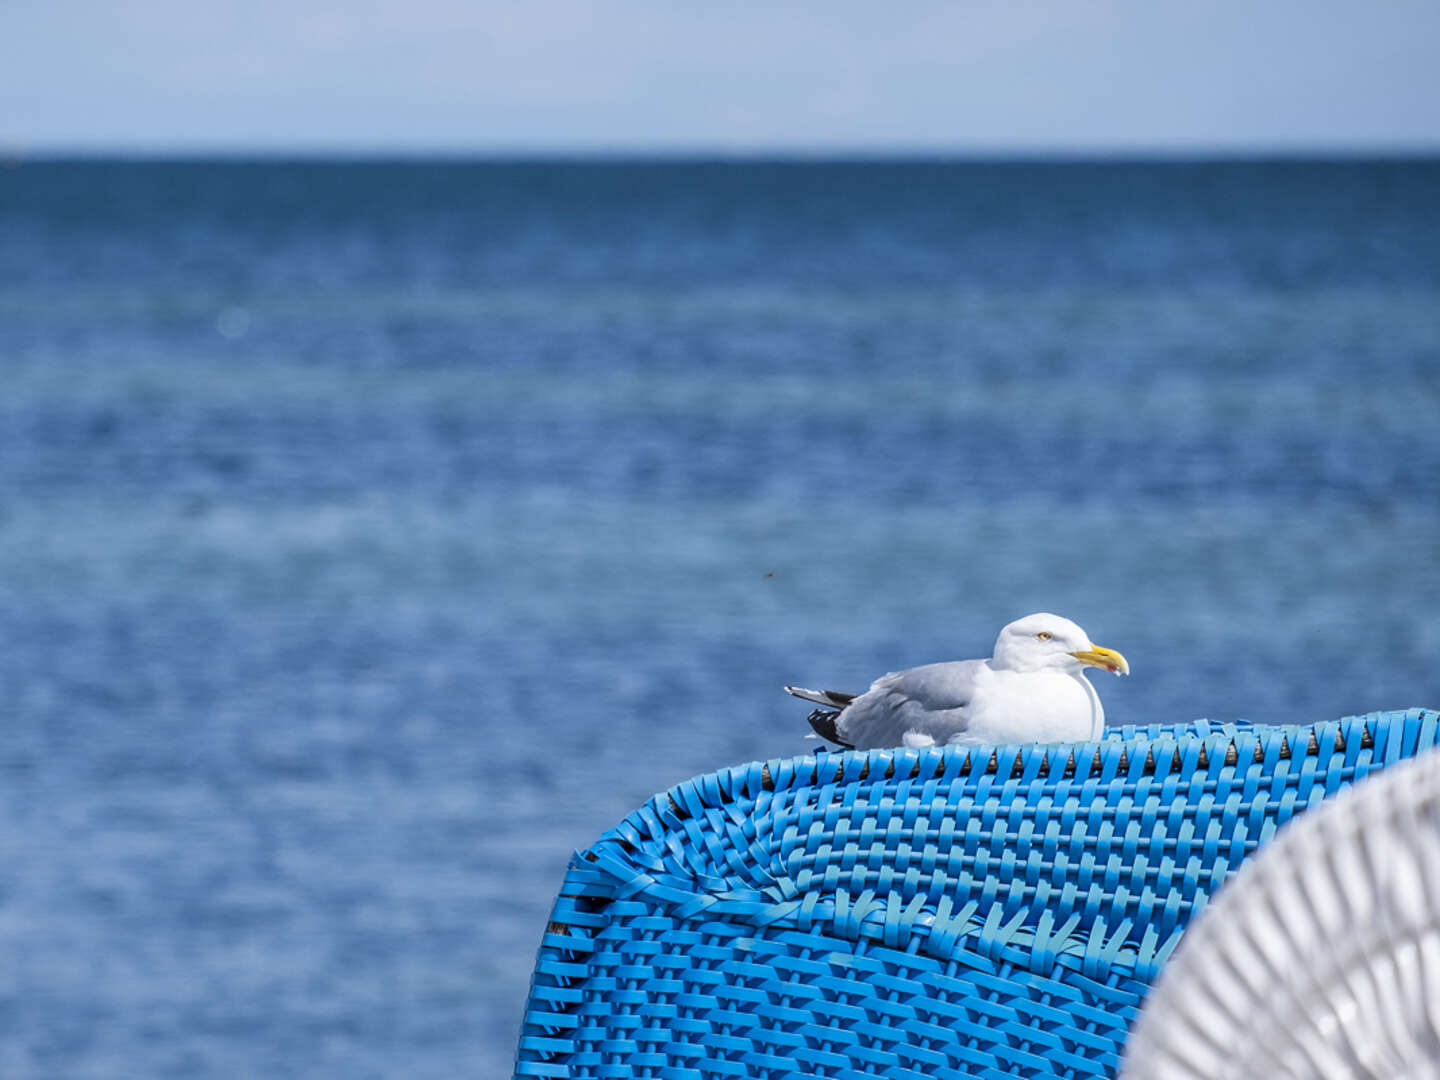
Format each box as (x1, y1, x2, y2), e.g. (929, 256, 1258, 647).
(836, 660, 988, 749)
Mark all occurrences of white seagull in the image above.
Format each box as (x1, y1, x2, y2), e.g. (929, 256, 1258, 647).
(785, 613, 1129, 750)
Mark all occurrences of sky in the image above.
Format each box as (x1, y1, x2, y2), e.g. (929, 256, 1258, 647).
(3, 0, 1439, 154)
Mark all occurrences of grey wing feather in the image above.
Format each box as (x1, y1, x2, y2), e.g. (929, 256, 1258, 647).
(784, 685, 857, 709)
(836, 660, 987, 749)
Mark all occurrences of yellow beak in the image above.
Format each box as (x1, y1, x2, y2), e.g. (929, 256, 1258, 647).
(1070, 645, 1130, 675)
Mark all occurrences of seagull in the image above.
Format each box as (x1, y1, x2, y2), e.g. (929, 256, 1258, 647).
(785, 613, 1129, 750)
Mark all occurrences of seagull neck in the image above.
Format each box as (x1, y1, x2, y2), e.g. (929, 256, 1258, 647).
(990, 651, 1067, 675)
(990, 653, 1085, 677)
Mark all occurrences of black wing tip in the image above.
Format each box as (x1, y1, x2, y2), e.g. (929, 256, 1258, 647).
(806, 708, 855, 749)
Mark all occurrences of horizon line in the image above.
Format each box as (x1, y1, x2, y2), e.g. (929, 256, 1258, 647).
(6, 138, 1440, 165)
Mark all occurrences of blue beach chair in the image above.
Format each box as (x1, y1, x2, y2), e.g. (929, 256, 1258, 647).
(515, 709, 1440, 1079)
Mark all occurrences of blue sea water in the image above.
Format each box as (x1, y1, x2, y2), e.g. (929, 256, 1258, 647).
(1, 157, 1438, 1077)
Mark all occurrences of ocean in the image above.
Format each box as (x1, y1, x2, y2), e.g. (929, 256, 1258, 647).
(1, 157, 1438, 1077)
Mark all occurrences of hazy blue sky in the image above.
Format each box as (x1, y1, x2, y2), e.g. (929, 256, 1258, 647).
(4, 0, 1438, 153)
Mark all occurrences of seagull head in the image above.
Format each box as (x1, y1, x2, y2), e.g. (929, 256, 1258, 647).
(991, 613, 1130, 676)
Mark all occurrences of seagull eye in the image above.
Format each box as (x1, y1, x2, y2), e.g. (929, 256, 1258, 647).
(1036, 631, 1052, 641)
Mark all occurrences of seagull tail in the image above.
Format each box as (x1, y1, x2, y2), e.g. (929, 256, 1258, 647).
(784, 685, 856, 709)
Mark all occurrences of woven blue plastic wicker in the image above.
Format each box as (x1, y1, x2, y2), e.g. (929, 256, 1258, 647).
(515, 709, 1440, 1080)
